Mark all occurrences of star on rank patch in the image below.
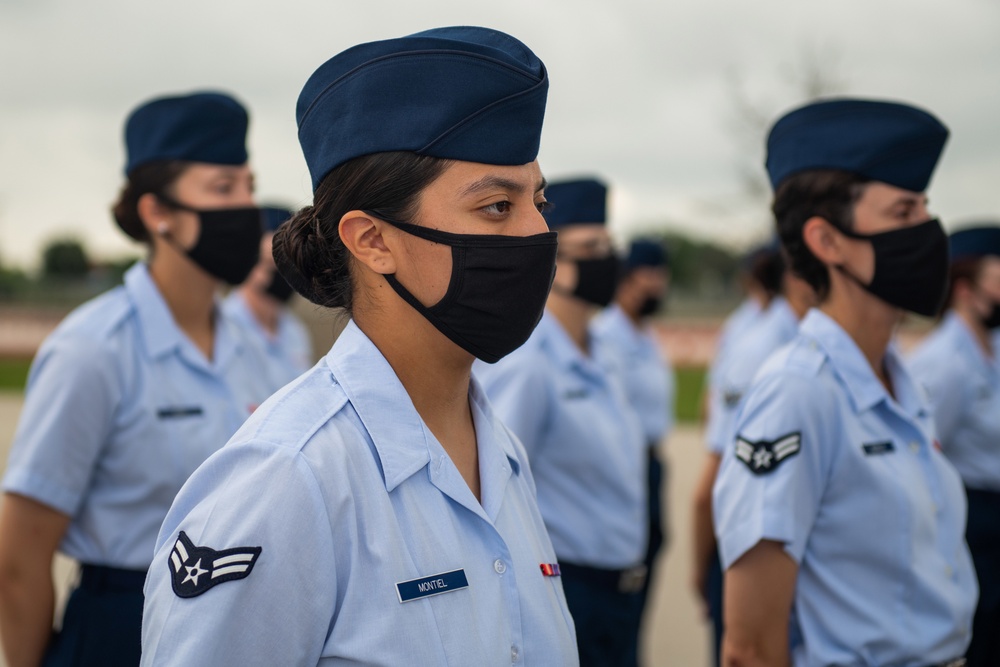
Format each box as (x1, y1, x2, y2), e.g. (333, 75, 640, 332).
(168, 531, 262, 598)
(735, 432, 802, 475)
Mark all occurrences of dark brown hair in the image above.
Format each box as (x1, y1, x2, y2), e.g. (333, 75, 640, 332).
(944, 257, 983, 314)
(272, 152, 451, 311)
(772, 169, 870, 300)
(111, 161, 190, 242)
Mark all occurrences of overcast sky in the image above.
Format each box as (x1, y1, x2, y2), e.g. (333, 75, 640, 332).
(1, 0, 998, 269)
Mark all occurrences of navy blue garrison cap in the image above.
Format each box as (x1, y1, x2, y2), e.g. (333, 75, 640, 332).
(543, 178, 608, 229)
(297, 26, 548, 192)
(765, 98, 948, 192)
(626, 239, 669, 269)
(949, 225, 1000, 262)
(260, 206, 294, 233)
(124, 91, 249, 176)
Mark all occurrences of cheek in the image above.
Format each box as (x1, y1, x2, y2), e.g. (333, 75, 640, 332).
(173, 213, 202, 249)
(552, 260, 578, 292)
(398, 239, 454, 306)
(843, 241, 876, 284)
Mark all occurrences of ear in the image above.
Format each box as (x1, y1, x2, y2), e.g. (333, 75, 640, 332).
(137, 193, 174, 239)
(339, 211, 396, 275)
(801, 216, 847, 266)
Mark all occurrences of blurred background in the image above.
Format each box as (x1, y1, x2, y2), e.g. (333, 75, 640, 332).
(0, 1, 998, 663)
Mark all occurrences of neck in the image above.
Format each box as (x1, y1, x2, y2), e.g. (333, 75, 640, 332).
(821, 278, 898, 390)
(784, 292, 811, 321)
(238, 286, 281, 336)
(956, 306, 994, 359)
(147, 253, 218, 356)
(614, 297, 644, 328)
(547, 292, 593, 354)
(353, 295, 475, 454)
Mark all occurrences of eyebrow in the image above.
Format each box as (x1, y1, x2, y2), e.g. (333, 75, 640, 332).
(461, 175, 548, 197)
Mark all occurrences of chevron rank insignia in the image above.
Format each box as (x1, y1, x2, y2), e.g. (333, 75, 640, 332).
(168, 531, 262, 598)
(735, 432, 801, 475)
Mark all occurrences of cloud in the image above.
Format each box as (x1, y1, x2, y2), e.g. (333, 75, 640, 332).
(1, 0, 998, 267)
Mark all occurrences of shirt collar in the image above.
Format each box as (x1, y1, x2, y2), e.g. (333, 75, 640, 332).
(125, 263, 188, 361)
(799, 309, 892, 413)
(943, 310, 997, 376)
(600, 304, 648, 351)
(325, 320, 520, 493)
(536, 310, 608, 381)
(125, 263, 242, 369)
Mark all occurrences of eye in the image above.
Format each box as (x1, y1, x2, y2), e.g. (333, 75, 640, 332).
(536, 200, 553, 214)
(482, 200, 512, 216)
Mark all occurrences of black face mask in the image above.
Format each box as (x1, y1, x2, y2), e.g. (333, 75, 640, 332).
(263, 268, 296, 303)
(837, 218, 949, 317)
(367, 212, 558, 364)
(638, 295, 663, 318)
(158, 195, 263, 285)
(565, 254, 621, 307)
(979, 299, 1000, 330)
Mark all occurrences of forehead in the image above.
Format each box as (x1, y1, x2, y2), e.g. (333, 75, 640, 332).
(556, 224, 610, 244)
(855, 181, 927, 208)
(432, 159, 543, 194)
(177, 163, 252, 183)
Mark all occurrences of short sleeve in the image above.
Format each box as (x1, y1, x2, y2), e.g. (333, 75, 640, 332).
(475, 355, 551, 458)
(2, 338, 120, 515)
(712, 370, 835, 569)
(141, 442, 337, 666)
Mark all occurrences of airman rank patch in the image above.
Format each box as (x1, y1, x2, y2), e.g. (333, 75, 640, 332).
(735, 432, 801, 475)
(169, 531, 262, 599)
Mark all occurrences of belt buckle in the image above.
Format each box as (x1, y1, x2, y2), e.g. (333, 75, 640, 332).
(617, 565, 647, 594)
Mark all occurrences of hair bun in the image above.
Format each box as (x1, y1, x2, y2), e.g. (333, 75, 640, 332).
(272, 206, 338, 307)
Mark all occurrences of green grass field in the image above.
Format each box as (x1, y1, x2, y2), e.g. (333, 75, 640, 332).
(0, 358, 32, 392)
(0, 356, 707, 423)
(675, 367, 706, 424)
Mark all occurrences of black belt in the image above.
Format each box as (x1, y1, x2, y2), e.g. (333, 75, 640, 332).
(79, 564, 147, 594)
(558, 560, 647, 594)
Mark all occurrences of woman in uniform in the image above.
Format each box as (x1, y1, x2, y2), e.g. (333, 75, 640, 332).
(591, 238, 675, 664)
(713, 98, 977, 667)
(476, 178, 647, 667)
(0, 91, 280, 666)
(909, 225, 1000, 667)
(223, 205, 314, 381)
(140, 27, 578, 666)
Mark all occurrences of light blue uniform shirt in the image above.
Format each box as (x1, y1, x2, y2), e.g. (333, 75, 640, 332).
(709, 297, 764, 390)
(2, 264, 281, 569)
(141, 320, 578, 666)
(591, 304, 675, 445)
(713, 310, 977, 667)
(705, 297, 798, 454)
(222, 290, 313, 383)
(475, 312, 647, 569)
(909, 312, 1000, 492)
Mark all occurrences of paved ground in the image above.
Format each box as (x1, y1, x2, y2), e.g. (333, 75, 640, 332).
(0, 393, 712, 666)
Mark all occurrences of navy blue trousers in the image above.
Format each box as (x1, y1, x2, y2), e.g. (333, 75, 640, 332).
(561, 565, 643, 667)
(965, 488, 1000, 667)
(43, 566, 144, 667)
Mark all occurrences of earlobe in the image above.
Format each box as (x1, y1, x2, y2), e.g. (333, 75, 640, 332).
(340, 212, 396, 275)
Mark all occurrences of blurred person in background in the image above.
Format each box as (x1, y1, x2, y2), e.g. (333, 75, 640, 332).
(909, 224, 1000, 667)
(0, 91, 284, 667)
(223, 204, 314, 382)
(591, 237, 675, 666)
(714, 98, 976, 667)
(477, 177, 647, 667)
(691, 239, 813, 666)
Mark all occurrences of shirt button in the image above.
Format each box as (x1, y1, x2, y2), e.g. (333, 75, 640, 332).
(510, 645, 520, 662)
(494, 559, 507, 574)
(909, 441, 920, 453)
